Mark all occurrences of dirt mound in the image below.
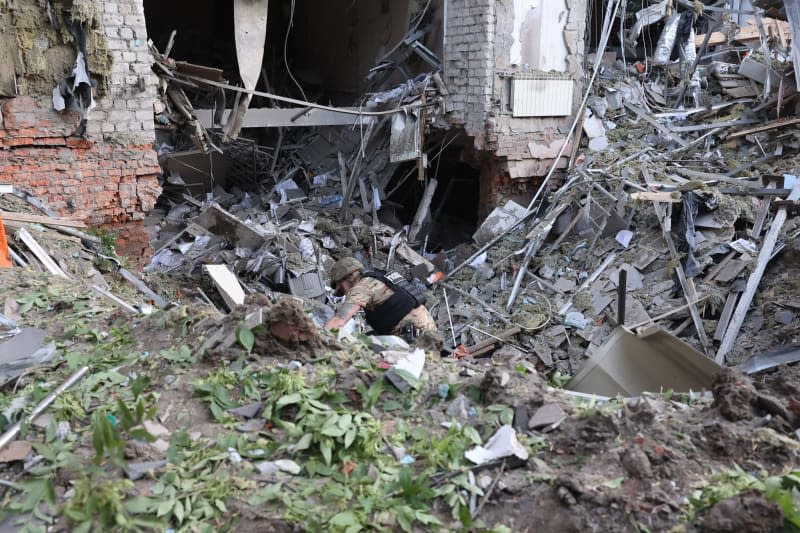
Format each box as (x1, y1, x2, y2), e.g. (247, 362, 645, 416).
(701, 489, 783, 533)
(712, 369, 757, 421)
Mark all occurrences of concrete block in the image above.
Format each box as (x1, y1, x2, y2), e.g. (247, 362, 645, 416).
(473, 200, 528, 246)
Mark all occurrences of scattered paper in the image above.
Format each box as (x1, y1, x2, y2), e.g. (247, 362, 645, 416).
(465, 425, 529, 465)
(615, 229, 634, 248)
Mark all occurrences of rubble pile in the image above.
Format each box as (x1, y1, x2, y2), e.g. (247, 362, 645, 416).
(5, 0, 800, 531)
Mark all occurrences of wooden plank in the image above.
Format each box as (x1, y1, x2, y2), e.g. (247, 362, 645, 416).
(717, 180, 800, 363)
(751, 180, 777, 238)
(0, 31, 17, 97)
(714, 292, 739, 341)
(195, 108, 375, 129)
(703, 251, 736, 282)
(204, 264, 246, 311)
(728, 116, 800, 139)
(408, 178, 438, 242)
(669, 119, 759, 133)
(695, 18, 790, 47)
(0, 211, 86, 228)
(15, 228, 69, 279)
(641, 164, 710, 354)
(714, 259, 748, 283)
(467, 326, 523, 357)
(630, 191, 682, 203)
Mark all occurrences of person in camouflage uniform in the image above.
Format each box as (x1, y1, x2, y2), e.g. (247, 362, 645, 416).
(325, 257, 441, 348)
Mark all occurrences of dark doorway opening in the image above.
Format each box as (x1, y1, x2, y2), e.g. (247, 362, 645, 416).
(382, 134, 480, 251)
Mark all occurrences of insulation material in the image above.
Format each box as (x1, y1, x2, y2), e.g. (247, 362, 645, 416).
(653, 12, 697, 66)
(627, 0, 669, 47)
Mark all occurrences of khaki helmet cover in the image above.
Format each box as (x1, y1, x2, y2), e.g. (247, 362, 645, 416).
(330, 257, 364, 288)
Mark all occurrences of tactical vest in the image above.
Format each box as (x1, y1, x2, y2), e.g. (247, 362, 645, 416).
(360, 271, 427, 334)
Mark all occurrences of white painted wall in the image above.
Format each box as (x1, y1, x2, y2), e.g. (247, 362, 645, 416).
(509, 0, 569, 71)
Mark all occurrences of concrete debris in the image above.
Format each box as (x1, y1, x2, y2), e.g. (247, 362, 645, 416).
(0, 440, 32, 463)
(528, 404, 567, 431)
(4, 2, 800, 530)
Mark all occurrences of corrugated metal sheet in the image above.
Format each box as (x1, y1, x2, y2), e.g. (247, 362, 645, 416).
(511, 75, 574, 117)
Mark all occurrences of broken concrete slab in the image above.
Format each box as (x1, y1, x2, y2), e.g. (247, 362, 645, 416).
(0, 328, 56, 384)
(204, 264, 246, 310)
(528, 404, 567, 430)
(567, 327, 721, 397)
(193, 203, 268, 249)
(609, 264, 644, 291)
(473, 200, 528, 247)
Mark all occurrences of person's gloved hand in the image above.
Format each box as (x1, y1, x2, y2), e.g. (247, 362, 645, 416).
(325, 316, 348, 330)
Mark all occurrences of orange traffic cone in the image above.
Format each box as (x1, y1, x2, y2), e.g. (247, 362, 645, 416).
(0, 214, 12, 268)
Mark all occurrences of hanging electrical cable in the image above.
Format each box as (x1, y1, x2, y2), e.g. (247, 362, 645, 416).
(284, 0, 308, 101)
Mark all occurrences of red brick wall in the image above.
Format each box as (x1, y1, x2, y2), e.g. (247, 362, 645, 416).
(0, 97, 161, 259)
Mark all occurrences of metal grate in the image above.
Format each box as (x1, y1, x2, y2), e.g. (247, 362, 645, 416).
(510, 74, 574, 117)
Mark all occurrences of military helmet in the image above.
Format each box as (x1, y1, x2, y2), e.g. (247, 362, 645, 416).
(330, 257, 364, 288)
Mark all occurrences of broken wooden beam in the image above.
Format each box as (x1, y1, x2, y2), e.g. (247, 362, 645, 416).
(0, 211, 86, 228)
(673, 167, 762, 189)
(716, 180, 800, 363)
(408, 178, 438, 242)
(630, 191, 682, 203)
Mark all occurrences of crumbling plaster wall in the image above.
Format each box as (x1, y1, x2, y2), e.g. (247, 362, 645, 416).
(0, 0, 160, 258)
(444, 0, 587, 213)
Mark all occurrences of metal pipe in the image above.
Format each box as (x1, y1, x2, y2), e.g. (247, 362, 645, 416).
(617, 269, 627, 327)
(0, 366, 90, 450)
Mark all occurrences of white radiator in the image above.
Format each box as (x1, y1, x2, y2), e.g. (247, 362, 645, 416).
(511, 76, 574, 117)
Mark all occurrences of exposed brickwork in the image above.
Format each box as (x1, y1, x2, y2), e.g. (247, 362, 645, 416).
(88, 0, 159, 144)
(443, 0, 496, 149)
(444, 0, 588, 212)
(1, 0, 160, 259)
(0, 96, 160, 256)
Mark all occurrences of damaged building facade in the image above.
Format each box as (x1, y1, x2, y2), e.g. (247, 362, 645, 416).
(1, 0, 588, 257)
(0, 0, 160, 256)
